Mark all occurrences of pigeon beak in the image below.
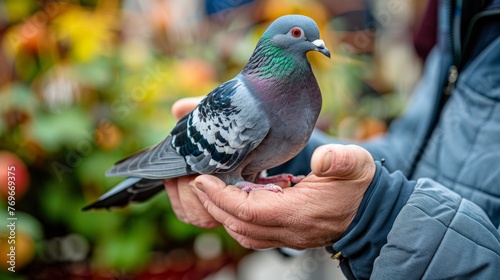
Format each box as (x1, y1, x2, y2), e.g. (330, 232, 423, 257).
(312, 39, 331, 58)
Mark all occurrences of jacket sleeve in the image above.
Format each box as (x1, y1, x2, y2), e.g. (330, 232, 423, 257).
(371, 178, 500, 279)
(332, 162, 500, 280)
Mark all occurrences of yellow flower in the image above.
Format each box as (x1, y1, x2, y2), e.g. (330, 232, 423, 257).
(52, 5, 117, 62)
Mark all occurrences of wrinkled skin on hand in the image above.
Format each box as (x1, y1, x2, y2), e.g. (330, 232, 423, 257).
(165, 97, 376, 250)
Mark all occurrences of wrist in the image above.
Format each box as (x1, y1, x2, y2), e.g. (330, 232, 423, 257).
(329, 161, 416, 279)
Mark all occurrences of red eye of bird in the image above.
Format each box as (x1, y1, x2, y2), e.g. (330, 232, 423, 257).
(291, 27, 302, 38)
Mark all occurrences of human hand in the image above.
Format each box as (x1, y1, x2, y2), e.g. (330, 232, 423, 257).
(193, 144, 376, 249)
(171, 96, 204, 118)
(164, 96, 221, 228)
(164, 176, 221, 228)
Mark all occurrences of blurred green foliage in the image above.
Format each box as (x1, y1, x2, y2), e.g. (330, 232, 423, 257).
(0, 0, 412, 278)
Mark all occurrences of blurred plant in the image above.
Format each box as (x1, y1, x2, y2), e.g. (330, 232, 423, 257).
(0, 0, 416, 278)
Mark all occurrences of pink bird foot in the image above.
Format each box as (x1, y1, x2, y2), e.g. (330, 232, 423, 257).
(235, 181, 284, 193)
(234, 174, 305, 193)
(257, 173, 305, 186)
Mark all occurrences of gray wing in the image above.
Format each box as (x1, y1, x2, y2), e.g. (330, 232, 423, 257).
(171, 76, 271, 174)
(106, 76, 270, 179)
(82, 177, 164, 210)
(105, 135, 192, 179)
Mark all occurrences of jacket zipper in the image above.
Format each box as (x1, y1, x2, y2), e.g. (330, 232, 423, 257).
(444, 65, 458, 96)
(461, 9, 500, 67)
(446, 0, 459, 98)
(445, 3, 500, 98)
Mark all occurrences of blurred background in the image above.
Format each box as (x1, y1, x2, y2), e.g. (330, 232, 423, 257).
(0, 0, 429, 279)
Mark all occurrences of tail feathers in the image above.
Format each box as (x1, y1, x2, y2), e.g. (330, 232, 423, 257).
(106, 136, 192, 179)
(82, 177, 164, 211)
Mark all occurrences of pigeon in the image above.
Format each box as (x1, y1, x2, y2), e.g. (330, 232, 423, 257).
(83, 14, 330, 210)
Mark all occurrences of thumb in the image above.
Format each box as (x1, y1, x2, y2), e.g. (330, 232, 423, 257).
(194, 175, 227, 196)
(171, 97, 204, 120)
(311, 144, 373, 180)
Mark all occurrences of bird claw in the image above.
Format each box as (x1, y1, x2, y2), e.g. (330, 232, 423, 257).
(257, 173, 305, 186)
(234, 173, 304, 193)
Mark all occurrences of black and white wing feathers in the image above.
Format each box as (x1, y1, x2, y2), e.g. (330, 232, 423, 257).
(171, 76, 270, 174)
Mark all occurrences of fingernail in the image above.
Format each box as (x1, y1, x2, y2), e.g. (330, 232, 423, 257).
(226, 223, 237, 232)
(321, 151, 332, 173)
(195, 182, 205, 192)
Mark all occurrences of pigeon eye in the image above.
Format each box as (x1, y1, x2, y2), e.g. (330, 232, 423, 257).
(291, 27, 302, 38)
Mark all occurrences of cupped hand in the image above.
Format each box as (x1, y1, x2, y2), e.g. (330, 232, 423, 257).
(171, 96, 204, 119)
(193, 144, 376, 249)
(164, 176, 221, 228)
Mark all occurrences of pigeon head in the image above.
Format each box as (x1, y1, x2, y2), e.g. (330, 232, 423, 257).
(262, 14, 331, 58)
(243, 15, 330, 79)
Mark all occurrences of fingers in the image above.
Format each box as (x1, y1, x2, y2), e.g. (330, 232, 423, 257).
(166, 175, 308, 249)
(311, 144, 374, 180)
(223, 226, 287, 249)
(164, 178, 186, 221)
(192, 178, 294, 249)
(194, 175, 285, 226)
(224, 226, 331, 250)
(192, 173, 362, 250)
(171, 97, 204, 119)
(177, 177, 219, 228)
(164, 176, 220, 229)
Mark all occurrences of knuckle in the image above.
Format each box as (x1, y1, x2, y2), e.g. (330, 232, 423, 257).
(237, 237, 252, 249)
(193, 219, 218, 229)
(285, 235, 309, 250)
(234, 202, 256, 222)
(202, 198, 218, 216)
(294, 237, 309, 249)
(229, 221, 248, 236)
(235, 236, 260, 250)
(180, 216, 192, 225)
(284, 210, 301, 224)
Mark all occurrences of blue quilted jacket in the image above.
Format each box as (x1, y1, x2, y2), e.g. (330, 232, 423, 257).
(271, 0, 500, 278)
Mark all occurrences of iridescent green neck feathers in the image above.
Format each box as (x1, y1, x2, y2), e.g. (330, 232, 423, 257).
(242, 37, 310, 79)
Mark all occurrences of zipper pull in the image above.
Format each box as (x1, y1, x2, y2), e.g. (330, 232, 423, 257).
(444, 65, 458, 96)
